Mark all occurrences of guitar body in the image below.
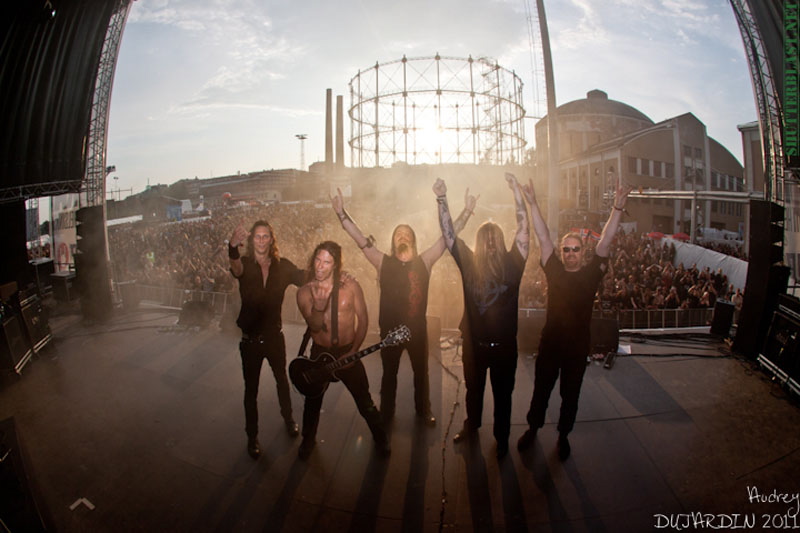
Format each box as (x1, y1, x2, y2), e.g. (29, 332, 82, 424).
(289, 325, 411, 398)
(289, 352, 340, 398)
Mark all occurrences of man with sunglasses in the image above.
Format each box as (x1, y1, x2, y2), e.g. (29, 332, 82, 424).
(518, 178, 631, 460)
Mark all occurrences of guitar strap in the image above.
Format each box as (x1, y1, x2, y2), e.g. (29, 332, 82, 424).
(331, 275, 339, 347)
(297, 327, 312, 358)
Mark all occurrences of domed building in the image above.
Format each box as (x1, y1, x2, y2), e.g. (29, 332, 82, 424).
(534, 90, 746, 236)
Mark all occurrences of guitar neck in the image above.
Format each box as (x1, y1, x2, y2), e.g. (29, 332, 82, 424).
(327, 341, 384, 371)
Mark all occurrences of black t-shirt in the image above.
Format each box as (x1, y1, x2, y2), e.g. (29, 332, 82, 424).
(539, 253, 607, 356)
(378, 254, 430, 335)
(452, 237, 525, 344)
(233, 256, 304, 336)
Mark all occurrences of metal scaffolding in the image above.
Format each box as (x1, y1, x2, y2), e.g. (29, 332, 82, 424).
(730, 0, 784, 201)
(81, 0, 133, 208)
(348, 55, 527, 168)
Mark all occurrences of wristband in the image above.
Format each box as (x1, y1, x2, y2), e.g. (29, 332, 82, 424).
(359, 235, 375, 249)
(613, 205, 624, 211)
(228, 243, 240, 260)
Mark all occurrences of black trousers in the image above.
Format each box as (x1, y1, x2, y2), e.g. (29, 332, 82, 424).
(379, 328, 430, 418)
(461, 335, 518, 443)
(526, 349, 587, 435)
(239, 332, 293, 439)
(302, 343, 387, 445)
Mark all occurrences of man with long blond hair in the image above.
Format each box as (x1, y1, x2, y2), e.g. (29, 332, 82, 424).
(434, 173, 529, 459)
(228, 220, 304, 459)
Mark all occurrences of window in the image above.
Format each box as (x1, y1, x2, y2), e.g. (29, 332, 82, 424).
(683, 145, 692, 157)
(641, 158, 650, 176)
(654, 161, 662, 178)
(628, 156, 637, 174)
(712, 201, 717, 213)
(665, 163, 674, 178)
(694, 147, 702, 159)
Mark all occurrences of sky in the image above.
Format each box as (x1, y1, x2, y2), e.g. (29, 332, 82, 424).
(105, 0, 756, 198)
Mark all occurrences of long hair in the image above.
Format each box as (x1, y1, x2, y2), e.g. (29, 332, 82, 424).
(306, 240, 342, 283)
(473, 222, 507, 289)
(246, 220, 280, 260)
(390, 224, 418, 257)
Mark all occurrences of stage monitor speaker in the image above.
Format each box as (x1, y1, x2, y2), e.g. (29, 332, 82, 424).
(19, 296, 51, 353)
(710, 300, 735, 336)
(591, 317, 620, 354)
(0, 315, 33, 374)
(734, 264, 790, 357)
(178, 300, 214, 328)
(0, 417, 55, 532)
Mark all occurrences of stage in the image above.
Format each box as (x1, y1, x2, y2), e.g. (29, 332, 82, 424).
(1, 302, 799, 532)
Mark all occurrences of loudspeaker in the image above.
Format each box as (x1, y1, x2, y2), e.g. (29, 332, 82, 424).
(75, 206, 113, 322)
(591, 317, 620, 354)
(178, 300, 214, 328)
(710, 300, 735, 336)
(19, 296, 51, 353)
(0, 315, 33, 373)
(734, 264, 790, 357)
(0, 417, 54, 532)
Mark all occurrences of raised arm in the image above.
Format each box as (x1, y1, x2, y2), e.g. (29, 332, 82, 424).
(596, 177, 633, 258)
(331, 188, 383, 270)
(420, 187, 478, 271)
(228, 221, 248, 278)
(506, 173, 530, 260)
(522, 178, 554, 265)
(433, 178, 456, 251)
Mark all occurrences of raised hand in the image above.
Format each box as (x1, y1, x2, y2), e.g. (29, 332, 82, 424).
(330, 187, 345, 216)
(433, 178, 447, 197)
(505, 172, 520, 191)
(615, 181, 634, 209)
(522, 178, 536, 205)
(230, 220, 248, 248)
(311, 282, 332, 311)
(464, 187, 479, 212)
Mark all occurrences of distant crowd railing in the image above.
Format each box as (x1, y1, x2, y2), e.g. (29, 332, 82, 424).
(117, 283, 716, 331)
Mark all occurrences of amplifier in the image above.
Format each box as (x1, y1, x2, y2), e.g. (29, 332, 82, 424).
(759, 305, 800, 397)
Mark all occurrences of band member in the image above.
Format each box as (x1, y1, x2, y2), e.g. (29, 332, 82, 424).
(296, 241, 390, 459)
(331, 188, 477, 426)
(435, 173, 529, 459)
(518, 178, 631, 460)
(229, 220, 303, 460)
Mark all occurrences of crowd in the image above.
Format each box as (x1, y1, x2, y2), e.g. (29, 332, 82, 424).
(107, 202, 744, 324)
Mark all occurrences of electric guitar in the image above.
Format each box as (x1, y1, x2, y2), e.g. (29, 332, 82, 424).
(289, 325, 411, 398)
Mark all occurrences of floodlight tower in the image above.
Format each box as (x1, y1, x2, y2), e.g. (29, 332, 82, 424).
(295, 134, 308, 171)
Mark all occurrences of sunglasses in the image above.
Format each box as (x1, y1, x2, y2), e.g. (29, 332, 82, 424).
(562, 246, 582, 253)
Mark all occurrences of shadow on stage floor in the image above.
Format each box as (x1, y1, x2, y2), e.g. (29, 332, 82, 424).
(1, 304, 799, 532)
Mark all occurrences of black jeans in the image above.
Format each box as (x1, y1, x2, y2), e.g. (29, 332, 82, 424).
(526, 349, 587, 435)
(302, 343, 386, 445)
(379, 328, 430, 418)
(239, 331, 293, 439)
(461, 335, 518, 443)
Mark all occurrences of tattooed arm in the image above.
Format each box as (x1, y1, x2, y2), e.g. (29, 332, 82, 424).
(433, 178, 457, 252)
(522, 178, 554, 265)
(421, 187, 478, 271)
(506, 173, 530, 260)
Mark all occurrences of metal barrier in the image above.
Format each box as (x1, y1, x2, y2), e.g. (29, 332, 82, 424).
(116, 282, 714, 330)
(520, 307, 714, 330)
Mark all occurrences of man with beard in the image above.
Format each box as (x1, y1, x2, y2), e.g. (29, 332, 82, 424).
(331, 188, 477, 426)
(434, 173, 529, 459)
(517, 178, 631, 460)
(229, 220, 303, 459)
(295, 241, 390, 459)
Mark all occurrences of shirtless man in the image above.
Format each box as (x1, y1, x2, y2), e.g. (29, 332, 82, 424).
(296, 241, 389, 459)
